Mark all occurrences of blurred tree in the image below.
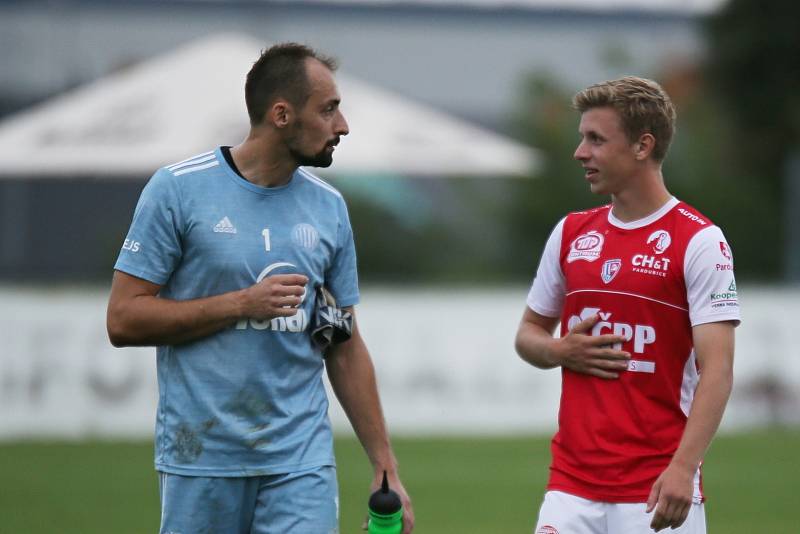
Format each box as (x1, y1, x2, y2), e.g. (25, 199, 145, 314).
(705, 0, 800, 279)
(505, 65, 776, 281)
(334, 176, 518, 284)
(706, 0, 800, 186)
(504, 74, 608, 280)
(660, 65, 777, 279)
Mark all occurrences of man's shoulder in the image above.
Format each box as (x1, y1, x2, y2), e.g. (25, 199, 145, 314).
(294, 168, 344, 200)
(566, 203, 612, 220)
(672, 200, 715, 230)
(160, 149, 221, 178)
(561, 203, 612, 234)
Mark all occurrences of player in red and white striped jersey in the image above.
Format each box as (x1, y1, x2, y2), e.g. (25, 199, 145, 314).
(516, 77, 739, 534)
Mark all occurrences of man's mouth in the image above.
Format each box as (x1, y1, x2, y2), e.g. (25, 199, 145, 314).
(583, 167, 599, 179)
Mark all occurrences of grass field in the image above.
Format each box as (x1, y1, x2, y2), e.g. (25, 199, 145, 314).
(1, 429, 797, 533)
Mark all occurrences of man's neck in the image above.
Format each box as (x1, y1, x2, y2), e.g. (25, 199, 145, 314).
(609, 168, 672, 222)
(230, 132, 297, 188)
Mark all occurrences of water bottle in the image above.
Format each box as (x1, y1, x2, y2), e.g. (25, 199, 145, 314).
(367, 471, 403, 534)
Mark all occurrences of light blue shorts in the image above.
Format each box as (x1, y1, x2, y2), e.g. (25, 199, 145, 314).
(158, 465, 339, 534)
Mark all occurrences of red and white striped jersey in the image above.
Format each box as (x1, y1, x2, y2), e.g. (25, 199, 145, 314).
(526, 197, 740, 503)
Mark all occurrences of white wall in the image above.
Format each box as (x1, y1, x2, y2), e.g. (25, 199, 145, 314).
(0, 285, 796, 440)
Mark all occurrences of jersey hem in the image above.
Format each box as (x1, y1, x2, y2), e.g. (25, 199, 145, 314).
(155, 456, 336, 477)
(546, 483, 705, 504)
(336, 295, 360, 308)
(113, 263, 168, 286)
(546, 483, 651, 503)
(527, 300, 561, 318)
(690, 313, 741, 327)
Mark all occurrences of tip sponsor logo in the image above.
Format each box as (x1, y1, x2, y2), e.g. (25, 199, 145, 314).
(567, 230, 604, 263)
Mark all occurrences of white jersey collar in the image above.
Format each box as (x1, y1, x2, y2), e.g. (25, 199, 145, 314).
(607, 197, 679, 230)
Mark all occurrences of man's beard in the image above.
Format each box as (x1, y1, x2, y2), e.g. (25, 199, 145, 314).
(286, 122, 336, 168)
(289, 145, 334, 168)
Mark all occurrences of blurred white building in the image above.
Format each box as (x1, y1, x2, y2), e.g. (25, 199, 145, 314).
(0, 0, 711, 129)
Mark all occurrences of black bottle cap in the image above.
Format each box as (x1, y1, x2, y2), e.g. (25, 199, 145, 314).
(368, 471, 402, 515)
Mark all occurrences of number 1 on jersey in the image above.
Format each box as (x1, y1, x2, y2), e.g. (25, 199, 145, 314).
(262, 228, 271, 252)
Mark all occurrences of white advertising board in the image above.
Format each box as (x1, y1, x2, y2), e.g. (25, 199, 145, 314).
(0, 286, 796, 440)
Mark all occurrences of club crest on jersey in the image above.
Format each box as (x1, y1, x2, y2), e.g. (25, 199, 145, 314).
(601, 259, 622, 284)
(719, 241, 732, 261)
(567, 231, 604, 263)
(647, 229, 671, 254)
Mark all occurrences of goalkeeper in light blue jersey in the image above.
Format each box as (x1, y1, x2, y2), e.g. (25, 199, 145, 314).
(107, 43, 414, 534)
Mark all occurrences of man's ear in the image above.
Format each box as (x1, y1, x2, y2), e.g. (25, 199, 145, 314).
(268, 100, 293, 129)
(634, 133, 656, 161)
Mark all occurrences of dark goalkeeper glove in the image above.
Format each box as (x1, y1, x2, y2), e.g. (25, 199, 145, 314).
(311, 285, 353, 351)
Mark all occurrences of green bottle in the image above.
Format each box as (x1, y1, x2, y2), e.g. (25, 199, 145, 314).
(367, 471, 403, 534)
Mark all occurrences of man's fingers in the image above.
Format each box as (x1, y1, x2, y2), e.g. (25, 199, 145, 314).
(270, 284, 306, 297)
(662, 497, 690, 529)
(278, 296, 302, 308)
(587, 347, 631, 361)
(569, 314, 600, 334)
(646, 481, 660, 513)
(270, 306, 297, 317)
(591, 333, 630, 348)
(674, 502, 690, 528)
(650, 504, 667, 531)
(267, 273, 308, 286)
(569, 319, 628, 348)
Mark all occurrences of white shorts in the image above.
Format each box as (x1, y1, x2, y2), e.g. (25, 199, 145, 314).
(534, 490, 706, 534)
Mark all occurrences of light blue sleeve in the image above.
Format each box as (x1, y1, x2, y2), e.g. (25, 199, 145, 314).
(114, 169, 184, 285)
(325, 199, 360, 307)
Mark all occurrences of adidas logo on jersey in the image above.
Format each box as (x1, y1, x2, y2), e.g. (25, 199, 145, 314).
(213, 216, 237, 234)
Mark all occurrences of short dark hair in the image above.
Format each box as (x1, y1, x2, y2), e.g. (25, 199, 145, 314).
(245, 43, 338, 126)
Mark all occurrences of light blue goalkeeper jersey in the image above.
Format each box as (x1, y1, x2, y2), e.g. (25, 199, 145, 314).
(114, 147, 359, 476)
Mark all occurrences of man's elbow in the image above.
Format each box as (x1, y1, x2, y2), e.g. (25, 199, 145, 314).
(514, 332, 526, 360)
(106, 306, 135, 347)
(107, 320, 128, 347)
(514, 330, 538, 365)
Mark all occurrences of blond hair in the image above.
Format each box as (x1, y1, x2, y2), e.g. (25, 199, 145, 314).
(573, 76, 676, 162)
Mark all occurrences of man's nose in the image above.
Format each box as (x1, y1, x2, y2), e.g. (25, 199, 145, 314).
(574, 140, 588, 160)
(335, 110, 349, 136)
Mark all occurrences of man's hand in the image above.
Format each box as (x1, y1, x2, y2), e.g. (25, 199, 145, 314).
(555, 314, 631, 379)
(646, 462, 695, 531)
(361, 470, 415, 534)
(240, 274, 308, 319)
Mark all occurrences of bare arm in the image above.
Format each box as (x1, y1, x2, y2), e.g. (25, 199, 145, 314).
(106, 270, 308, 347)
(514, 307, 630, 378)
(325, 308, 414, 534)
(647, 321, 735, 531)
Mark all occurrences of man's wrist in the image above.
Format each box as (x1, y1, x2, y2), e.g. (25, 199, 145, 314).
(545, 338, 564, 368)
(372, 455, 398, 477)
(668, 455, 700, 474)
(231, 287, 251, 319)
